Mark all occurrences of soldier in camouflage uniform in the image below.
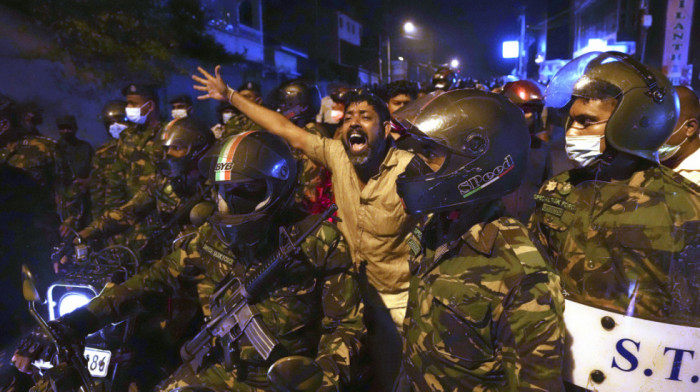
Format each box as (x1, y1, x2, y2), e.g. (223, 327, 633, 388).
(105, 83, 163, 207)
(55, 115, 94, 235)
(528, 52, 700, 390)
(393, 90, 565, 391)
(91, 101, 130, 223)
(22, 131, 364, 391)
(76, 117, 215, 261)
(272, 80, 334, 214)
(0, 96, 72, 351)
(217, 81, 263, 140)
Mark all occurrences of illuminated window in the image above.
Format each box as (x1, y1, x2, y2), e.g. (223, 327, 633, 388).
(502, 41, 519, 59)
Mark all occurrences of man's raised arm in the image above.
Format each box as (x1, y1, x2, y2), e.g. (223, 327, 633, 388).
(192, 65, 314, 152)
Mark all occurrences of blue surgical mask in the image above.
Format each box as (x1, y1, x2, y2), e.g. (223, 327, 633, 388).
(125, 102, 151, 124)
(109, 122, 128, 139)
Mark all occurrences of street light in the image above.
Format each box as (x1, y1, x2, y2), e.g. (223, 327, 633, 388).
(403, 21, 416, 34)
(450, 58, 459, 69)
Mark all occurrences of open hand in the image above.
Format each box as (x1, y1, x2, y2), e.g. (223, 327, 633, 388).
(192, 65, 228, 102)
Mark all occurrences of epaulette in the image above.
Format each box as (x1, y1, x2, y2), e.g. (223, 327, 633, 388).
(662, 166, 700, 195)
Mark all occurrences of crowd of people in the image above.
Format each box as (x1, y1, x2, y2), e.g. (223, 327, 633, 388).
(0, 51, 698, 392)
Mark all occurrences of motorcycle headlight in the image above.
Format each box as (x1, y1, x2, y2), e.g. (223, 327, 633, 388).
(47, 284, 98, 320)
(58, 292, 92, 317)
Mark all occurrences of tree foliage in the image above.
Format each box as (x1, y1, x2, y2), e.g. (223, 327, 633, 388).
(5, 0, 243, 82)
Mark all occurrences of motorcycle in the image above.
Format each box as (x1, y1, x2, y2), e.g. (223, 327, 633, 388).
(20, 242, 187, 392)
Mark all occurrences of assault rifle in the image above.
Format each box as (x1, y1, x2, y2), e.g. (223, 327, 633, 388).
(180, 204, 338, 372)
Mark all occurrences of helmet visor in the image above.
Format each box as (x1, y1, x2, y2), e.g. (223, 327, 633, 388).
(545, 51, 614, 108)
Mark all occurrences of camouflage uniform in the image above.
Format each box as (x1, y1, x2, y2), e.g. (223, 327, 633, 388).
(85, 217, 364, 391)
(528, 165, 700, 323)
(0, 135, 68, 188)
(82, 173, 210, 261)
(90, 138, 127, 219)
(398, 211, 565, 391)
(106, 123, 163, 206)
(294, 123, 334, 214)
(56, 137, 94, 231)
(221, 113, 260, 140)
(0, 135, 69, 346)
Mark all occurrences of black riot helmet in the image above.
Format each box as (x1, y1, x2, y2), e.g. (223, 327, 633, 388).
(203, 131, 298, 248)
(545, 51, 679, 162)
(157, 117, 214, 183)
(395, 89, 529, 214)
(276, 80, 321, 127)
(101, 100, 127, 127)
(431, 68, 457, 91)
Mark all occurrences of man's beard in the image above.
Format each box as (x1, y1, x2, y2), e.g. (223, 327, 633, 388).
(344, 127, 387, 170)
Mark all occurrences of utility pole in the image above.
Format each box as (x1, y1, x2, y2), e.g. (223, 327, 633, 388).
(378, 35, 383, 83)
(387, 35, 392, 82)
(518, 6, 526, 79)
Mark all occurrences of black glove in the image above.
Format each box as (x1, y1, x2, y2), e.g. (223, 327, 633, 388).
(49, 307, 102, 345)
(15, 326, 56, 364)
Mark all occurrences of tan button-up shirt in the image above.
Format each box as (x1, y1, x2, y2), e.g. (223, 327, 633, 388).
(307, 134, 417, 293)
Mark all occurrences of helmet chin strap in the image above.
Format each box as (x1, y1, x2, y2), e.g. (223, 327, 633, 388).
(595, 148, 654, 182)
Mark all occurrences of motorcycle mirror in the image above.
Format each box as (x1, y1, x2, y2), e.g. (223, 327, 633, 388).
(21, 264, 41, 302)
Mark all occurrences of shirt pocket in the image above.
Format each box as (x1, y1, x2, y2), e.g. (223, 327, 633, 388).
(362, 197, 406, 237)
(427, 293, 497, 371)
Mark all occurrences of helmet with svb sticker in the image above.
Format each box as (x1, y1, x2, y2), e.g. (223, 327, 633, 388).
(198, 131, 297, 247)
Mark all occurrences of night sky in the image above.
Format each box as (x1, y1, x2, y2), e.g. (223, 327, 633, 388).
(263, 0, 554, 79)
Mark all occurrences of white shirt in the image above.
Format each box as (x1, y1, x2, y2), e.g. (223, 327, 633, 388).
(675, 148, 700, 185)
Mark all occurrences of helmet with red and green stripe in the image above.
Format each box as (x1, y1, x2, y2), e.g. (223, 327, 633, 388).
(199, 131, 297, 247)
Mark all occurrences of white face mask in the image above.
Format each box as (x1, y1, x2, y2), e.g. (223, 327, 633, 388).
(222, 112, 234, 124)
(125, 102, 151, 124)
(109, 122, 128, 139)
(566, 135, 603, 167)
(658, 119, 691, 161)
(171, 109, 188, 120)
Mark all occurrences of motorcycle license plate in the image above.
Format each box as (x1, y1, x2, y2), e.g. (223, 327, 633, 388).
(83, 347, 111, 378)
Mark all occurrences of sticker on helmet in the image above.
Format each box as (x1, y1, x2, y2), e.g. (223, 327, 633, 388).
(214, 131, 255, 182)
(458, 155, 515, 198)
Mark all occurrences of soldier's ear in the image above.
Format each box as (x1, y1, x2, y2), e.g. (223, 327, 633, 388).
(383, 121, 392, 139)
(685, 118, 698, 138)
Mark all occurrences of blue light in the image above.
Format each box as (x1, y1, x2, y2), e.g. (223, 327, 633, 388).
(502, 41, 519, 59)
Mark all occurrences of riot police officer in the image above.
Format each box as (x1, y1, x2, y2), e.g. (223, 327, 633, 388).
(75, 117, 214, 261)
(393, 89, 565, 391)
(91, 101, 130, 222)
(529, 51, 700, 391)
(499, 80, 553, 222)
